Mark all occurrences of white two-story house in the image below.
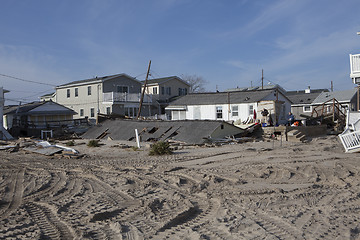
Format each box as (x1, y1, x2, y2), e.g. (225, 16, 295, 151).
(55, 73, 152, 120)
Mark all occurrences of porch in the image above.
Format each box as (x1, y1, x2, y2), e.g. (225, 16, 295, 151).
(103, 92, 152, 103)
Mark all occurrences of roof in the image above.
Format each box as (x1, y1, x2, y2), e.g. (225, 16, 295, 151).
(56, 73, 139, 89)
(226, 84, 287, 95)
(312, 88, 358, 104)
(286, 92, 325, 105)
(167, 89, 276, 106)
(82, 119, 243, 144)
(4, 101, 76, 115)
(40, 92, 56, 98)
(142, 76, 190, 86)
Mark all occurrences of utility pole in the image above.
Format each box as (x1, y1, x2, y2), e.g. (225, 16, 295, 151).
(331, 81, 333, 92)
(137, 60, 151, 119)
(261, 69, 264, 90)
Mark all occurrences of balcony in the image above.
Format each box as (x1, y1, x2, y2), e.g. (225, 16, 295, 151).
(350, 54, 360, 84)
(103, 92, 152, 103)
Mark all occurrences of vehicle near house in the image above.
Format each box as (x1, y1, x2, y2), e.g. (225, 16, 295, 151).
(165, 86, 292, 126)
(142, 76, 190, 116)
(54, 73, 152, 120)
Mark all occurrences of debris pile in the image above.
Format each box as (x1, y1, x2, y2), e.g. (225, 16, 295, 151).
(0, 138, 83, 158)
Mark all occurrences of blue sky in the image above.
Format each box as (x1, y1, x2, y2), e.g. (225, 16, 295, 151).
(0, 0, 359, 104)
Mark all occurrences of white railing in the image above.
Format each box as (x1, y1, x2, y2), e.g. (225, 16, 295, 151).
(339, 130, 360, 153)
(103, 92, 152, 103)
(350, 54, 360, 75)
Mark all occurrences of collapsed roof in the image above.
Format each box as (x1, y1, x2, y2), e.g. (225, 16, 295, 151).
(82, 119, 244, 144)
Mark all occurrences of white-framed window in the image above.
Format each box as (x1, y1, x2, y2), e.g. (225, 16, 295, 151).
(303, 105, 312, 112)
(90, 108, 95, 117)
(232, 105, 239, 117)
(153, 87, 157, 94)
(75, 88, 79, 97)
(80, 109, 84, 117)
(106, 107, 111, 115)
(88, 86, 92, 95)
(172, 110, 186, 120)
(249, 105, 254, 115)
(67, 89, 70, 98)
(117, 85, 129, 93)
(216, 106, 223, 119)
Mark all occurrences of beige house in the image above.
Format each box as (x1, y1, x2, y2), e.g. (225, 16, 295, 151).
(55, 74, 152, 120)
(142, 76, 190, 114)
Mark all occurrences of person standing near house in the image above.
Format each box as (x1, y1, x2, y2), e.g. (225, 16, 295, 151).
(261, 108, 269, 124)
(288, 112, 295, 126)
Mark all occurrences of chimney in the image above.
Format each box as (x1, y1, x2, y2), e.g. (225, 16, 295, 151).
(305, 86, 311, 94)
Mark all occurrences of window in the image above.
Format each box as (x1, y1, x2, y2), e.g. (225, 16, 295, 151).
(153, 87, 157, 94)
(125, 107, 138, 117)
(166, 87, 171, 95)
(88, 86, 92, 95)
(80, 109, 84, 117)
(216, 106, 223, 119)
(232, 106, 239, 117)
(172, 110, 186, 120)
(67, 89, 70, 98)
(75, 88, 78, 97)
(249, 105, 254, 116)
(179, 88, 188, 96)
(90, 108, 95, 118)
(303, 106, 312, 112)
(161, 87, 165, 95)
(117, 85, 129, 93)
(106, 107, 111, 115)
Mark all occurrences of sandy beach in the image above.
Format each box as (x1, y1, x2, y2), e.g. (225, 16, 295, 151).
(0, 135, 359, 239)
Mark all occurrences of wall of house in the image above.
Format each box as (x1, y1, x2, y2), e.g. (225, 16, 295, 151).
(56, 76, 143, 120)
(103, 76, 142, 94)
(177, 103, 257, 122)
(143, 79, 190, 102)
(56, 82, 101, 119)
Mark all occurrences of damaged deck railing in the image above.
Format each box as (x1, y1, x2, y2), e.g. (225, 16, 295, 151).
(339, 130, 360, 153)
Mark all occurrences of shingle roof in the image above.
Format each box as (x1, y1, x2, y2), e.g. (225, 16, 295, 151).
(82, 119, 243, 144)
(312, 88, 358, 104)
(4, 101, 76, 115)
(56, 73, 137, 88)
(167, 89, 276, 106)
(226, 84, 287, 95)
(141, 76, 190, 86)
(286, 92, 325, 104)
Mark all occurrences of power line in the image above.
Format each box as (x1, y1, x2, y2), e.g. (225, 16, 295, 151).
(0, 73, 57, 87)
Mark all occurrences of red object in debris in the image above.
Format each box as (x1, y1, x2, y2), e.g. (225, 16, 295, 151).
(253, 109, 257, 119)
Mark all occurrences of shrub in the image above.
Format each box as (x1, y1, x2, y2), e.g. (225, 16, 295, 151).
(149, 141, 172, 156)
(87, 140, 100, 147)
(65, 140, 75, 146)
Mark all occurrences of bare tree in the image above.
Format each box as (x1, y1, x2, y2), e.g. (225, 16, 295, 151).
(181, 74, 207, 93)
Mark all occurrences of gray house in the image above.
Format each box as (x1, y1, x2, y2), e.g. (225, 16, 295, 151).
(142, 76, 190, 115)
(286, 87, 329, 119)
(311, 88, 358, 113)
(55, 73, 152, 120)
